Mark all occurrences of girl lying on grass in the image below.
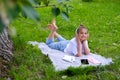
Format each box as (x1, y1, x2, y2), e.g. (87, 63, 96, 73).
(46, 19, 90, 57)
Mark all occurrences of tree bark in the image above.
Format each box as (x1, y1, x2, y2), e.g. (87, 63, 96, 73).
(0, 27, 13, 61)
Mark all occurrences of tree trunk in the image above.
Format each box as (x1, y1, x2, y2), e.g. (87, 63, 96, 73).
(0, 27, 13, 61)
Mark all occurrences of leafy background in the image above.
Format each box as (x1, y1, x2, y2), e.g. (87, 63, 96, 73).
(1, 0, 120, 80)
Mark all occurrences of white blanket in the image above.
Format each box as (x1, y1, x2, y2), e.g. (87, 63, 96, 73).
(28, 41, 113, 71)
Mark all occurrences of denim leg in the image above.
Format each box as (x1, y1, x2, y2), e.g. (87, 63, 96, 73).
(56, 36, 66, 42)
(46, 37, 69, 51)
(46, 38, 54, 45)
(48, 40, 69, 51)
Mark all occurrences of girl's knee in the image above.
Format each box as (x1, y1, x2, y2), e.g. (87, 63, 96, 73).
(57, 36, 66, 41)
(46, 38, 54, 45)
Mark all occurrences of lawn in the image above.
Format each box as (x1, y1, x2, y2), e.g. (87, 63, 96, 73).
(3, 0, 120, 80)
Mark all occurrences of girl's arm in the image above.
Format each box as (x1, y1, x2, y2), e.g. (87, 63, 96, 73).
(75, 33, 82, 57)
(83, 40, 90, 55)
(77, 43, 82, 57)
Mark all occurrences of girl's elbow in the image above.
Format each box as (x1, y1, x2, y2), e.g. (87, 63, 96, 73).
(85, 51, 90, 55)
(76, 53, 82, 57)
(85, 49, 90, 54)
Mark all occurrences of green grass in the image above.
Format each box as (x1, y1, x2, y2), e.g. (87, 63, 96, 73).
(4, 0, 120, 80)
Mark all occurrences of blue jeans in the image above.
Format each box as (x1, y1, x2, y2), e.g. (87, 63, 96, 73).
(46, 36, 69, 51)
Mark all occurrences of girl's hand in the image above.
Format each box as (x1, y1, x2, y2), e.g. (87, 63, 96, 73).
(75, 33, 81, 44)
(82, 40, 90, 55)
(86, 33, 89, 40)
(82, 40, 87, 44)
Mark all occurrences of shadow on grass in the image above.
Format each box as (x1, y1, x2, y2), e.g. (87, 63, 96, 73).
(57, 64, 112, 77)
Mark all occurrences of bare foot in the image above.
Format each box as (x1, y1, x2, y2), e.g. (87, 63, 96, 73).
(47, 23, 58, 31)
(52, 18, 58, 30)
(47, 24, 53, 30)
(52, 18, 56, 25)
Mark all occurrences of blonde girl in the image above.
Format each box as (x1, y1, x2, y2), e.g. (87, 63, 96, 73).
(46, 19, 90, 57)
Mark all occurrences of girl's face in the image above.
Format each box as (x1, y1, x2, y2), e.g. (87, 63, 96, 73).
(78, 28, 89, 41)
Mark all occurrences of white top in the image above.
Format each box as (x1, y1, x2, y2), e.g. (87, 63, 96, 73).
(64, 37, 89, 56)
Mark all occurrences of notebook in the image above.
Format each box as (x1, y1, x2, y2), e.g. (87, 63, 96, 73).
(62, 55, 75, 62)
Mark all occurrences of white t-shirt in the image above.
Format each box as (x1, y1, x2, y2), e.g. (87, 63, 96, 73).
(64, 37, 89, 56)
